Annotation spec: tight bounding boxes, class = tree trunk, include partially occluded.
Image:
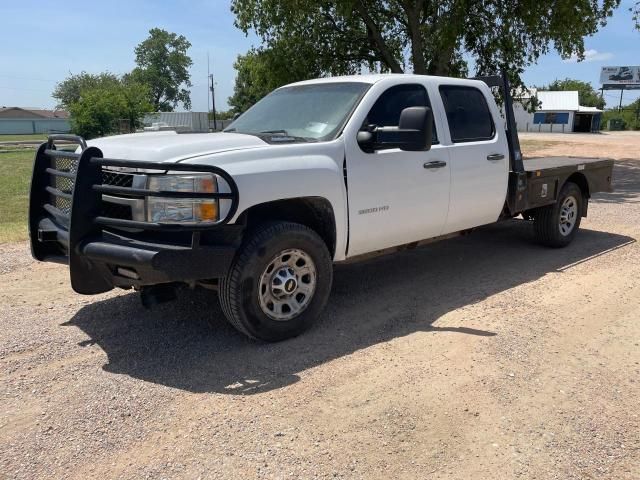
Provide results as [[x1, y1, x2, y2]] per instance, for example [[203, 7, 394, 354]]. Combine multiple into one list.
[[427, 45, 455, 76], [425, 1, 464, 77], [404, 0, 427, 74], [356, 2, 404, 73]]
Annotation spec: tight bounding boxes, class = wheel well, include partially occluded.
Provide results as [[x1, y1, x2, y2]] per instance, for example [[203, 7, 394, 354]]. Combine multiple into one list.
[[565, 173, 590, 199], [565, 172, 590, 217], [238, 197, 337, 257]]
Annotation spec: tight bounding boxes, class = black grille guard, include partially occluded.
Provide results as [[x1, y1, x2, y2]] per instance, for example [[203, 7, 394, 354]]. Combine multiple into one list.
[[29, 135, 240, 293]]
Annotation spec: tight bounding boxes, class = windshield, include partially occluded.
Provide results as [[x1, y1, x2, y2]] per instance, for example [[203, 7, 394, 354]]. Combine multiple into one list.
[[224, 82, 370, 141]]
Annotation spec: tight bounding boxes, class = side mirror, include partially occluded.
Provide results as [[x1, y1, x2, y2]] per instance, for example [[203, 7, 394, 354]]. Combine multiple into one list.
[[358, 106, 433, 152], [232, 112, 241, 121], [398, 106, 433, 151]]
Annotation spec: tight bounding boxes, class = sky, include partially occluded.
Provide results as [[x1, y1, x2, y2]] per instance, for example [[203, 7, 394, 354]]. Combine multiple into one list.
[[0, 0, 638, 112]]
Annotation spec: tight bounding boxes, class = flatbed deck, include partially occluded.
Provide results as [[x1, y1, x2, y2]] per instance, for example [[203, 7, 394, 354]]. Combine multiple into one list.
[[524, 156, 613, 171], [519, 156, 614, 213]]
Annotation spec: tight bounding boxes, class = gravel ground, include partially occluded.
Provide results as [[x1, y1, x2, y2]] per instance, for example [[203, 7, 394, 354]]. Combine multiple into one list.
[[1, 134, 639, 479]]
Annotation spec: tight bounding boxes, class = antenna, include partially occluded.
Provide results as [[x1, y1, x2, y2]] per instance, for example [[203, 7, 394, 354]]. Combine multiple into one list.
[[209, 60, 217, 131]]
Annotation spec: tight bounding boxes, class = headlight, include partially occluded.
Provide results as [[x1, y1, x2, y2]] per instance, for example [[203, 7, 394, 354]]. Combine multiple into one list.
[[146, 174, 219, 223]]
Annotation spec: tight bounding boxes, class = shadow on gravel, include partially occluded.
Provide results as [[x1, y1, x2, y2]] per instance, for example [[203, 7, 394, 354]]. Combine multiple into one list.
[[591, 159, 640, 205], [65, 220, 635, 395]]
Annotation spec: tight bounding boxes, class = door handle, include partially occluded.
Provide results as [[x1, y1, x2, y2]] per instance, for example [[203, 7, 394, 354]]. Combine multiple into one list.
[[423, 160, 447, 169], [487, 153, 505, 161]]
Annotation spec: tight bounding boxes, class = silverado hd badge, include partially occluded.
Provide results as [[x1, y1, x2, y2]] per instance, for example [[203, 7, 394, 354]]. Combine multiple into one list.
[[358, 205, 390, 215]]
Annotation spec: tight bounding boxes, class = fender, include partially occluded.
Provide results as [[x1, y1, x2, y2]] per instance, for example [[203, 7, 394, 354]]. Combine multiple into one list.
[[180, 138, 349, 261]]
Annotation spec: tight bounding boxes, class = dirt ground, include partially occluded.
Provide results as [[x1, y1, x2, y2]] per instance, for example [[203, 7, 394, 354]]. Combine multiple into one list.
[[1, 132, 639, 479]]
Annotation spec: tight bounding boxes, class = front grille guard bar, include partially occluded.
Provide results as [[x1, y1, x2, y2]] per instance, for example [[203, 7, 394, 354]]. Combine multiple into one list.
[[29, 135, 240, 275], [90, 157, 239, 231]]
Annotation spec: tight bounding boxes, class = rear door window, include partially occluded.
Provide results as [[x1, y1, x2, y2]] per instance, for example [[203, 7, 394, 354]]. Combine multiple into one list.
[[439, 86, 495, 143]]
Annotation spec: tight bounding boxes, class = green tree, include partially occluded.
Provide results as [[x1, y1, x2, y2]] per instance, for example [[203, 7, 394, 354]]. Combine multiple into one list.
[[542, 78, 606, 110], [120, 80, 155, 132], [52, 72, 120, 110], [129, 28, 193, 111], [231, 0, 620, 90], [602, 98, 640, 130], [67, 80, 153, 139], [633, 2, 639, 30], [228, 44, 324, 113]]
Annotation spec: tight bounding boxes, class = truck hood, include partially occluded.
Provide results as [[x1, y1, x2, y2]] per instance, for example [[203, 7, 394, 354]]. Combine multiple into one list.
[[87, 131, 268, 163]]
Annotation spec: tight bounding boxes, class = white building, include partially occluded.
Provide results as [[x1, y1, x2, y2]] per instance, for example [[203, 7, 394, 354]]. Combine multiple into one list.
[[513, 90, 603, 133], [142, 112, 210, 133]]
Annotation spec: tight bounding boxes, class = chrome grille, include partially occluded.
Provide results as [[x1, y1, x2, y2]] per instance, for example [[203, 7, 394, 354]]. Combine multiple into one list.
[[101, 171, 140, 221]]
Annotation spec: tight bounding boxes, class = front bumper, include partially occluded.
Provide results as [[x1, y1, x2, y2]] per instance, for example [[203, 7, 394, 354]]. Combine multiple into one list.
[[29, 135, 241, 294]]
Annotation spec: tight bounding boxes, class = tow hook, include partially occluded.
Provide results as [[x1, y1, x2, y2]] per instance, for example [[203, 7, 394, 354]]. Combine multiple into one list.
[[140, 284, 178, 309]]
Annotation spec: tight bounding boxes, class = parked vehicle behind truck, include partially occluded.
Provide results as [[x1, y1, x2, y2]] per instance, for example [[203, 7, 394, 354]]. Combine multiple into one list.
[[29, 74, 614, 341]]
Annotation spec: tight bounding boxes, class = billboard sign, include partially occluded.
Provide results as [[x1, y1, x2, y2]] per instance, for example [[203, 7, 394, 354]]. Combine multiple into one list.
[[600, 66, 640, 88]]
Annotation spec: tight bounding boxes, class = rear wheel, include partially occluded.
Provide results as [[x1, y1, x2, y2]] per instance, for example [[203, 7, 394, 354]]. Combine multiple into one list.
[[220, 221, 333, 341], [533, 182, 583, 248]]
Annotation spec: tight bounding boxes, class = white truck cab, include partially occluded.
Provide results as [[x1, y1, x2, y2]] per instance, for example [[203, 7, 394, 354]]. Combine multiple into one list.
[[29, 74, 614, 341]]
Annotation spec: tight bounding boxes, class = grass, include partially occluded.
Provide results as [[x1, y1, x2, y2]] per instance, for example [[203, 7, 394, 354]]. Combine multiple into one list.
[[0, 134, 48, 143], [0, 149, 34, 243]]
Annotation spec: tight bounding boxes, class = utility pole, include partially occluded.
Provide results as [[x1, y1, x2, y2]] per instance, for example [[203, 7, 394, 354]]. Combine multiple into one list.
[[207, 52, 211, 120], [618, 87, 624, 112], [209, 73, 217, 131]]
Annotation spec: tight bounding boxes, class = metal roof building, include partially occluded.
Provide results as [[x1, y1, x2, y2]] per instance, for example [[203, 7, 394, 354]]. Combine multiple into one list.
[[513, 90, 603, 133], [0, 107, 71, 134]]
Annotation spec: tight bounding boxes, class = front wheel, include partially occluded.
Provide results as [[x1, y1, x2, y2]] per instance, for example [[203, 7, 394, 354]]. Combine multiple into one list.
[[220, 222, 333, 341], [533, 182, 583, 248]]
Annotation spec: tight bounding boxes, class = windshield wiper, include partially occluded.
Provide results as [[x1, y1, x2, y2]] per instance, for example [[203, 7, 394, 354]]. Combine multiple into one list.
[[259, 129, 289, 135], [257, 130, 317, 142]]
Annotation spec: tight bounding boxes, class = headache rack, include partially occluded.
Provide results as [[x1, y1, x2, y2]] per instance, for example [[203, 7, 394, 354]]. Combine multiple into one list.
[[29, 135, 240, 291]]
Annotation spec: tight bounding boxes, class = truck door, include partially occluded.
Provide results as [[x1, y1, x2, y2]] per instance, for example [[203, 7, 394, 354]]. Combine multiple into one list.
[[344, 83, 451, 257], [437, 85, 509, 233]]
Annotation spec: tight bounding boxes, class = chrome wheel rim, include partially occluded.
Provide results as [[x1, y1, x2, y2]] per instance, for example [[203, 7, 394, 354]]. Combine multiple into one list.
[[559, 195, 578, 236], [258, 248, 317, 321]]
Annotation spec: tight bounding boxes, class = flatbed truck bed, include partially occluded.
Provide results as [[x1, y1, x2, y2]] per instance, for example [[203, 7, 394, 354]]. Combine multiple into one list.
[[520, 156, 614, 213]]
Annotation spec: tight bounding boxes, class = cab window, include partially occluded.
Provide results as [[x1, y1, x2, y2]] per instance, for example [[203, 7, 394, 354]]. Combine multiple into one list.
[[362, 84, 438, 145]]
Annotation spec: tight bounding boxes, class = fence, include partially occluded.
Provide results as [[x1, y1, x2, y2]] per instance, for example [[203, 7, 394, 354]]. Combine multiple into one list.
[[0, 118, 71, 135], [143, 112, 210, 133], [210, 119, 233, 131]]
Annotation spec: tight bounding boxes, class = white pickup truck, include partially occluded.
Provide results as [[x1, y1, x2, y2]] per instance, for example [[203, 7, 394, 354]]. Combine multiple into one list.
[[29, 74, 614, 341]]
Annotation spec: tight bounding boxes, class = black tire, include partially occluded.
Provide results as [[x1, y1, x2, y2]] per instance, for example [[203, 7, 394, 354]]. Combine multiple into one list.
[[220, 221, 333, 342], [533, 182, 583, 248]]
